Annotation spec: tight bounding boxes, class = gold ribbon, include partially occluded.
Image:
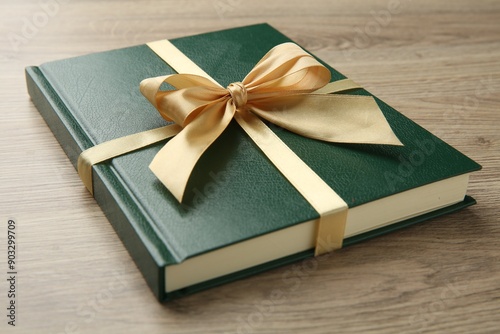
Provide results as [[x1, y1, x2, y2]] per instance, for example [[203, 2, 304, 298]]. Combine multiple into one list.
[[78, 41, 402, 256]]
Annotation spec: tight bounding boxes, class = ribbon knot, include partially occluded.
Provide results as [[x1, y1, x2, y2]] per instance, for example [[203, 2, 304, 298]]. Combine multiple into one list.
[[227, 82, 247, 110]]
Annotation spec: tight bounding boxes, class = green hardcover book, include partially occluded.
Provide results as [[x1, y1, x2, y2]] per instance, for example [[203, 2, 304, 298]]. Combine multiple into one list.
[[25, 23, 481, 301]]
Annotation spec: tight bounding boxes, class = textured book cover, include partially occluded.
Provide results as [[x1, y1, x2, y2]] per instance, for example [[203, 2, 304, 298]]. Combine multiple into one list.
[[26, 23, 480, 301]]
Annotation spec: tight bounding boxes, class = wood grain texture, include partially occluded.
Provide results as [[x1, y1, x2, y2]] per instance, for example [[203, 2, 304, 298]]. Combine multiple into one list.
[[1, 0, 499, 333]]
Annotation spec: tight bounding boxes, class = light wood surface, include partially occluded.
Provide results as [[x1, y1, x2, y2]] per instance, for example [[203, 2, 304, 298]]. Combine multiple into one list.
[[1, 0, 499, 333]]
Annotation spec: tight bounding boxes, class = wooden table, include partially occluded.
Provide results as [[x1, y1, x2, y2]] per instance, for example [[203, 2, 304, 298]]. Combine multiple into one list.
[[1, 0, 499, 333]]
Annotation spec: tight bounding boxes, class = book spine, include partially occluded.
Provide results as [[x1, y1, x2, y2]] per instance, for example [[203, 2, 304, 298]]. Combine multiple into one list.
[[25, 67, 167, 301]]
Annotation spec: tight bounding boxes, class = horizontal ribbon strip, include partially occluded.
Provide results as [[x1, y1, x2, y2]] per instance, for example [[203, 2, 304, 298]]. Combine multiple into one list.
[[77, 124, 181, 195]]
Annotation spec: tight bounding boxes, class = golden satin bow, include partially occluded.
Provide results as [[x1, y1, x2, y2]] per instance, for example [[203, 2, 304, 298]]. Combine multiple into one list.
[[140, 42, 402, 203]]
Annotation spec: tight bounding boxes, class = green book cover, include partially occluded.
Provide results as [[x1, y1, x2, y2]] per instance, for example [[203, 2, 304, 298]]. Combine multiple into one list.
[[25, 23, 481, 301]]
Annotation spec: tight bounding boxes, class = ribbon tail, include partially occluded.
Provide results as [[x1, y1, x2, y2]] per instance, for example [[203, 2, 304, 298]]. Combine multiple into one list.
[[149, 101, 235, 202], [250, 94, 403, 146]]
